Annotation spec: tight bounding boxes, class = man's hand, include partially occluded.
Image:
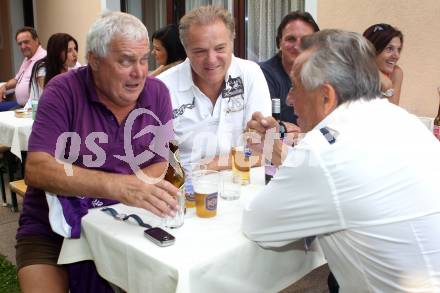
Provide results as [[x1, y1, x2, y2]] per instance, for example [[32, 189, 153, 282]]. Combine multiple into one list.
[[115, 175, 179, 218], [25, 152, 179, 218], [282, 121, 302, 147], [0, 84, 6, 101], [246, 112, 278, 150], [246, 112, 284, 166]]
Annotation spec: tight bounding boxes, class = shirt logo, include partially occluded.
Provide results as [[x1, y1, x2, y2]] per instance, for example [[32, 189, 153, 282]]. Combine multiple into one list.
[[319, 127, 337, 144], [173, 97, 196, 119], [222, 75, 244, 113]]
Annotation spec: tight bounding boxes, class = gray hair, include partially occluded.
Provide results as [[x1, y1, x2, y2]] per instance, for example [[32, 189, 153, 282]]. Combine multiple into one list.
[[179, 5, 235, 48], [299, 29, 380, 104], [86, 11, 149, 58]]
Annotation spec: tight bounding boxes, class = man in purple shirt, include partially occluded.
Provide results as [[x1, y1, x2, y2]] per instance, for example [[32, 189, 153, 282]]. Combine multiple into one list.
[[0, 27, 47, 111], [16, 12, 179, 292]]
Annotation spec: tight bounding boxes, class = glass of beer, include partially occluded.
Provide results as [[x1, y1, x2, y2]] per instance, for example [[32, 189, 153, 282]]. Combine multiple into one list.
[[231, 146, 250, 185], [192, 170, 219, 218]]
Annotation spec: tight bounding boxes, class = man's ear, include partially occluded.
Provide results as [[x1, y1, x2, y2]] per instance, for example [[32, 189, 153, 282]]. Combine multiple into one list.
[[321, 84, 338, 115], [88, 52, 99, 71]]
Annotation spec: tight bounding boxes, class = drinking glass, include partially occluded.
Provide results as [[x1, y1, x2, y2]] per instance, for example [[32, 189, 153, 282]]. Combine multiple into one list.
[[163, 185, 185, 228], [220, 171, 241, 200], [192, 170, 219, 218], [231, 145, 251, 185]]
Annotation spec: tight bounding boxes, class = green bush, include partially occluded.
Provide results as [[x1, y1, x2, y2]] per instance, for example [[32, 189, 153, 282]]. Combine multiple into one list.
[[0, 255, 20, 293]]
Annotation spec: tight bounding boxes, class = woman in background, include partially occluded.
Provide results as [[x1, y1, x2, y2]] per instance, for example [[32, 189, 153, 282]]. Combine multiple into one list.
[[28, 33, 79, 101], [363, 23, 403, 105], [150, 24, 186, 76]]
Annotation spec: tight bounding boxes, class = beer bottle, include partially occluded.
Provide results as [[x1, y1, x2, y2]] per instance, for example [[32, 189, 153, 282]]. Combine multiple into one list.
[[265, 98, 286, 184], [434, 87, 440, 140], [165, 141, 185, 188]]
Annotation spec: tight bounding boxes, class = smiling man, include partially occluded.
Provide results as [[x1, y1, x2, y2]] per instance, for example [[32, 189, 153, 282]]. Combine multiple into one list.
[[16, 12, 179, 292], [158, 5, 271, 170], [243, 30, 440, 292], [0, 27, 46, 111], [259, 11, 319, 125]]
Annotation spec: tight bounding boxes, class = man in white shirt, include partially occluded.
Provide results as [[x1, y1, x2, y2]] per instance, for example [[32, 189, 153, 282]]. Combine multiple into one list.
[[0, 27, 47, 111], [243, 29, 440, 292], [158, 6, 271, 170]]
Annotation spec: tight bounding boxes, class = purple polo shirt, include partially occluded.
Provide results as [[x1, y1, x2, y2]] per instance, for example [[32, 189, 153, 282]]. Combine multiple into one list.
[[17, 66, 173, 240]]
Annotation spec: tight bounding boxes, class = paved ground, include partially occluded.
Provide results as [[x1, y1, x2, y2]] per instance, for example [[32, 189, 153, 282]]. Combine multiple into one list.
[[0, 182, 329, 292]]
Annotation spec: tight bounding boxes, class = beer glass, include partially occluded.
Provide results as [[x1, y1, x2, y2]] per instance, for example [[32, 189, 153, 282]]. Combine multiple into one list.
[[192, 170, 219, 218], [182, 162, 207, 209], [231, 146, 250, 185]]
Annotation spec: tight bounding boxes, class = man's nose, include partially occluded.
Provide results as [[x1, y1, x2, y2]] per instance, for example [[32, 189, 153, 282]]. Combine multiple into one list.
[[207, 50, 217, 63]]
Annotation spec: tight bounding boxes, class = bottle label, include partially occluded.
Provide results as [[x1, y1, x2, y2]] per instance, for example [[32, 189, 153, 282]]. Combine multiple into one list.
[[265, 164, 276, 177], [205, 192, 218, 211], [184, 179, 195, 203], [434, 125, 440, 140]]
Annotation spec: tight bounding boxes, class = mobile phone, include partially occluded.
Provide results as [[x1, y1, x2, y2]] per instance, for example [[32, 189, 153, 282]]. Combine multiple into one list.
[[144, 227, 175, 247]]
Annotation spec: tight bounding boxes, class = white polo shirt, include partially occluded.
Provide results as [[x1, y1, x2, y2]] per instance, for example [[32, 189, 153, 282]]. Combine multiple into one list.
[[243, 98, 440, 292], [158, 56, 271, 166]]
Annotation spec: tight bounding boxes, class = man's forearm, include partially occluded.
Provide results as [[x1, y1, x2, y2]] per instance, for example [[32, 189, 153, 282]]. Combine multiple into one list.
[[25, 151, 167, 200], [25, 151, 124, 200], [3, 78, 17, 90]]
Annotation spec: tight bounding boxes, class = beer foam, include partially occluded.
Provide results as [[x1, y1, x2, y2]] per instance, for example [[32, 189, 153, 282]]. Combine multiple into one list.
[[193, 177, 218, 194]]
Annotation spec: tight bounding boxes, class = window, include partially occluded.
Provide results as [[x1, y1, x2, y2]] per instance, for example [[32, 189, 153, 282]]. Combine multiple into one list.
[[245, 0, 305, 61], [124, 0, 311, 67]]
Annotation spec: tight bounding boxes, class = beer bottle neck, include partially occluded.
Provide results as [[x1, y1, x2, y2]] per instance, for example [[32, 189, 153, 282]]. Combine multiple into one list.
[[272, 112, 281, 121]]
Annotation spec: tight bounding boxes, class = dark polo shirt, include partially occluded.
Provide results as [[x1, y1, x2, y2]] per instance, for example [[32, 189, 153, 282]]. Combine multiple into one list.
[[259, 54, 297, 124]]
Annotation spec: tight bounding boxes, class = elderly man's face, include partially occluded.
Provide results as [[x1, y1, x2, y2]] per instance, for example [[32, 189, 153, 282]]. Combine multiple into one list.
[[185, 20, 233, 89], [287, 50, 327, 132], [90, 36, 149, 107], [16, 32, 39, 59], [279, 20, 314, 68]]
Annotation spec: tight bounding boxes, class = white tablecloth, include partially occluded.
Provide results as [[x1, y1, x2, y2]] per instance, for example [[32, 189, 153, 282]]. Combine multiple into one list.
[[0, 110, 33, 160], [59, 168, 326, 293]]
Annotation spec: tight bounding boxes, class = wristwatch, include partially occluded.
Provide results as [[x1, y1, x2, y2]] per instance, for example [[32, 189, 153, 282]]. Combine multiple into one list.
[[101, 207, 152, 229]]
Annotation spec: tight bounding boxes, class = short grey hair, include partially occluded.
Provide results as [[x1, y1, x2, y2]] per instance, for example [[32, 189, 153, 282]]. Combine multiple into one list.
[[179, 5, 235, 48], [86, 11, 149, 58], [299, 29, 380, 104]]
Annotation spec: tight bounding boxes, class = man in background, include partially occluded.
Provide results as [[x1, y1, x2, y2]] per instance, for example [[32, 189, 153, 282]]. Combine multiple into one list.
[[0, 27, 46, 111], [259, 11, 319, 126]]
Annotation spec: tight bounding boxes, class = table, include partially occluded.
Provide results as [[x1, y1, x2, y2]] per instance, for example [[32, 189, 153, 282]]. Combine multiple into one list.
[[0, 110, 33, 160], [58, 168, 326, 293]]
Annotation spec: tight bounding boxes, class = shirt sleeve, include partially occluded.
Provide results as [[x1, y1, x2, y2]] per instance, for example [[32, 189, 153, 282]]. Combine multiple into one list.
[[242, 143, 344, 248]]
